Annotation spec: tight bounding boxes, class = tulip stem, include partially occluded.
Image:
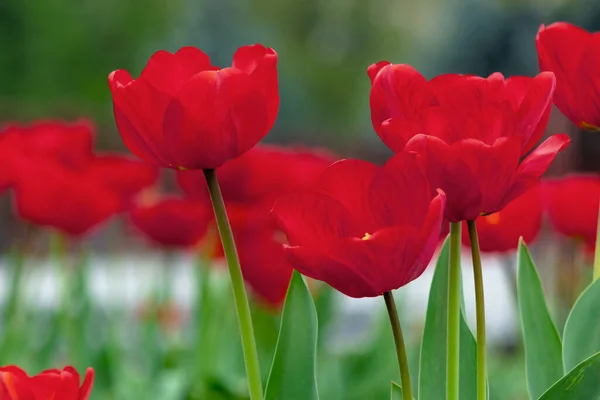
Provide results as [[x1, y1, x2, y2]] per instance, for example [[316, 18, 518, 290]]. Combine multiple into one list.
[[447, 222, 461, 400], [593, 202, 600, 282], [467, 220, 487, 400], [383, 291, 413, 400], [203, 168, 263, 400]]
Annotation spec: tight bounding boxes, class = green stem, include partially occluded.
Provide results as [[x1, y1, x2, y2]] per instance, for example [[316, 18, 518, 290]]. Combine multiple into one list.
[[383, 291, 413, 400], [447, 222, 461, 400], [467, 220, 487, 400], [203, 169, 263, 400], [593, 202, 600, 281]]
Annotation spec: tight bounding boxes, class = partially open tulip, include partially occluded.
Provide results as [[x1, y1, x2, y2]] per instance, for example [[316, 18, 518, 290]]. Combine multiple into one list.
[[108, 45, 279, 170], [544, 174, 600, 248], [272, 155, 446, 298], [0, 365, 94, 400], [130, 197, 211, 248], [537, 23, 600, 130], [368, 64, 569, 222], [461, 184, 543, 252]]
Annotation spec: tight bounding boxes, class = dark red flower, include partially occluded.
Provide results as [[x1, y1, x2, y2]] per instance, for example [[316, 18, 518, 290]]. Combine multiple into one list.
[[544, 174, 600, 247], [12, 158, 122, 237], [108, 45, 279, 170], [461, 184, 543, 252], [271, 155, 446, 298], [537, 23, 600, 130], [130, 197, 211, 248], [0, 365, 94, 400], [368, 63, 569, 222]]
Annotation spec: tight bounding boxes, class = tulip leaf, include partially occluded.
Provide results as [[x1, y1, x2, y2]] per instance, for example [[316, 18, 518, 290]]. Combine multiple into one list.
[[517, 240, 563, 399], [538, 352, 600, 400], [265, 270, 319, 400], [418, 238, 477, 400], [391, 381, 403, 400], [563, 277, 600, 372]]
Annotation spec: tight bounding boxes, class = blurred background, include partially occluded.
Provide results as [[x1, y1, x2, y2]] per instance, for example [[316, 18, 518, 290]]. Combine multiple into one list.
[[1, 0, 600, 399]]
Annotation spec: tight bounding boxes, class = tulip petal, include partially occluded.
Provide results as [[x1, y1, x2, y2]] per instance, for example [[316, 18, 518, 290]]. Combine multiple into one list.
[[79, 368, 95, 400], [367, 61, 391, 83]]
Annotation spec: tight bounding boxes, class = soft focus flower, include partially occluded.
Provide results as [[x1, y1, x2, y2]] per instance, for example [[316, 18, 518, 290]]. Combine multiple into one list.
[[0, 365, 94, 400], [12, 158, 123, 237], [461, 185, 543, 252], [178, 144, 335, 306], [108, 45, 279, 170], [368, 63, 569, 222], [544, 174, 600, 248], [130, 197, 211, 248], [537, 23, 600, 130], [272, 156, 446, 298]]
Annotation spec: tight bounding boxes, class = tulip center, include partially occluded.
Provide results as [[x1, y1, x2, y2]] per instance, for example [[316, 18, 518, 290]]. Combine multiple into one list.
[[484, 213, 500, 225], [362, 232, 372, 240], [580, 121, 600, 131]]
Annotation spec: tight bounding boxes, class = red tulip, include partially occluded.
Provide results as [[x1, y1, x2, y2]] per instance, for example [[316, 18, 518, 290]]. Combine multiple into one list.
[[369, 63, 569, 222], [178, 145, 335, 306], [12, 158, 122, 237], [108, 45, 279, 170], [537, 23, 600, 130], [544, 174, 600, 247], [130, 197, 211, 248], [272, 155, 446, 298], [461, 185, 543, 252], [0, 365, 94, 400]]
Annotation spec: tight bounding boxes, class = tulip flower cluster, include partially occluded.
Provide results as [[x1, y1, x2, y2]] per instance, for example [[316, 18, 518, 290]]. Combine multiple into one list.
[[2, 21, 600, 400]]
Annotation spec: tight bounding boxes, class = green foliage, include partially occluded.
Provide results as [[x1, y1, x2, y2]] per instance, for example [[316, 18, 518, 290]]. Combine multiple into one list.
[[538, 352, 600, 400]]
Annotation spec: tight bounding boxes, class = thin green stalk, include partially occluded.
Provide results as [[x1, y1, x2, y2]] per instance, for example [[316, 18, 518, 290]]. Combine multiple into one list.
[[467, 220, 487, 400], [447, 222, 461, 400], [383, 291, 413, 400], [203, 168, 263, 400], [593, 202, 600, 281]]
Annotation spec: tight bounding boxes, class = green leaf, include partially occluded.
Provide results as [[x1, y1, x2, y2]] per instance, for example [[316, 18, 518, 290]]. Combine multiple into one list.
[[538, 352, 600, 400], [391, 381, 403, 400], [563, 278, 600, 372], [517, 240, 563, 399], [265, 271, 319, 400], [418, 238, 477, 400]]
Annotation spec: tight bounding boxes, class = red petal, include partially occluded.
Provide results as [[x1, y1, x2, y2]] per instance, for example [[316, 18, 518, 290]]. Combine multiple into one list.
[[367, 61, 391, 83], [163, 68, 269, 169], [502, 134, 570, 208], [575, 33, 600, 127], [79, 368, 94, 400], [369, 64, 435, 138]]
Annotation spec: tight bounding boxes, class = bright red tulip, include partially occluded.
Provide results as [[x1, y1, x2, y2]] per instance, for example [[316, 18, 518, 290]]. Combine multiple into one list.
[[461, 184, 543, 252], [272, 155, 446, 298], [178, 144, 335, 306], [537, 23, 600, 130], [368, 63, 569, 222], [130, 197, 211, 248], [544, 174, 600, 247], [0, 365, 94, 400], [109, 45, 279, 170], [12, 158, 122, 237]]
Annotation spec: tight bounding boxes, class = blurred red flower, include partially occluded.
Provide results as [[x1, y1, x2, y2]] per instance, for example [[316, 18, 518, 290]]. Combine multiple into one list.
[[368, 63, 569, 222], [108, 45, 279, 170], [461, 185, 543, 252], [0, 365, 94, 400], [544, 174, 600, 247], [272, 156, 446, 298], [537, 23, 600, 130], [130, 197, 211, 248], [177, 145, 335, 306]]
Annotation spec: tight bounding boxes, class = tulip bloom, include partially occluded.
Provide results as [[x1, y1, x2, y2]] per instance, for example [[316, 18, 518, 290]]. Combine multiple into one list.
[[177, 145, 335, 306], [272, 156, 445, 298], [461, 185, 543, 253], [368, 63, 569, 222], [0, 365, 94, 399], [130, 197, 211, 248], [544, 174, 600, 248], [109, 45, 279, 170], [537, 23, 600, 130]]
